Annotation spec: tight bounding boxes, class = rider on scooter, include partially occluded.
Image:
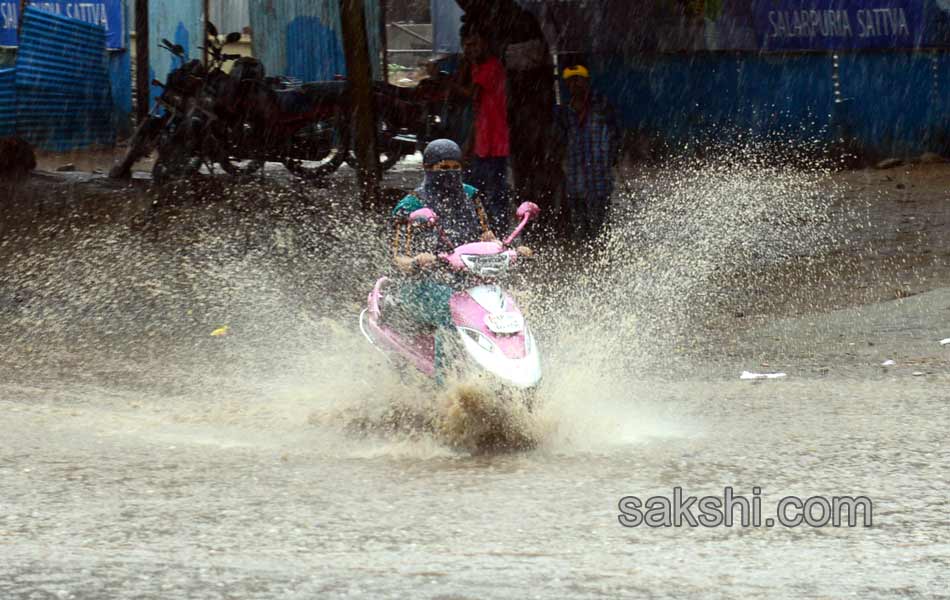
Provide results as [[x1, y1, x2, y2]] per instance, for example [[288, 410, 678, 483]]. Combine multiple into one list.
[[391, 139, 531, 381]]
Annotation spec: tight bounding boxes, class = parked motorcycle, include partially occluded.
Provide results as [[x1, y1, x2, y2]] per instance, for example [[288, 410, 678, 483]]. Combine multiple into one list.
[[112, 23, 458, 183], [215, 73, 451, 179], [359, 202, 542, 402], [345, 75, 458, 173], [111, 24, 350, 183], [203, 73, 351, 181], [108, 37, 212, 179]]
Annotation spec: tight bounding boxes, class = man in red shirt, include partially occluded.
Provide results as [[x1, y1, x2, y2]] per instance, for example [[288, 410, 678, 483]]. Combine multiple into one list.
[[457, 29, 511, 234], [456, 0, 561, 238]]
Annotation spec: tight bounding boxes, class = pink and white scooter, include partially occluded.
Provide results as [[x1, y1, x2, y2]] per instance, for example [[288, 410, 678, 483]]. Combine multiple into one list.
[[359, 202, 542, 395]]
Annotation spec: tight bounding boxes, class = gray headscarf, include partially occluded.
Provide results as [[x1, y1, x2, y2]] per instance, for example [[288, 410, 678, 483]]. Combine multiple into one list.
[[415, 139, 482, 247]]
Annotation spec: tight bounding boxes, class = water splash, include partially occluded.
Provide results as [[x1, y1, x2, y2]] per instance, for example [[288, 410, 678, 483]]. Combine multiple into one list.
[[0, 145, 853, 456]]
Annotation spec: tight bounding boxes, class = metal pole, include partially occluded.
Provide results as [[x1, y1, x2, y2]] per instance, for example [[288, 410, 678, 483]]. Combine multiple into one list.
[[380, 0, 388, 84], [203, 0, 209, 65], [340, 0, 380, 209], [17, 0, 26, 35], [135, 0, 149, 124]]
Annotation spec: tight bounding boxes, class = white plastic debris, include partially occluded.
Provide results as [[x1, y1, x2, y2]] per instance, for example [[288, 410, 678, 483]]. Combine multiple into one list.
[[913, 371, 925, 377], [940, 338, 950, 346], [740, 371, 787, 380], [881, 360, 897, 367]]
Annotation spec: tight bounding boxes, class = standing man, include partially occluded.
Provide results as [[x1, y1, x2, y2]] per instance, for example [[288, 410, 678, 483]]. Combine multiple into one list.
[[455, 0, 562, 237], [448, 29, 511, 234], [557, 65, 620, 242]]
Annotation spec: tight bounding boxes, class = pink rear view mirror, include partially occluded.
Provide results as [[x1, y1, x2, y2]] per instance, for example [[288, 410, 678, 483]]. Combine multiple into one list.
[[515, 202, 540, 220]]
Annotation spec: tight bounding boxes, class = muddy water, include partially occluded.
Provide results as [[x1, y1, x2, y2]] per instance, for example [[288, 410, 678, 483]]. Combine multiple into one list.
[[1, 162, 948, 598]]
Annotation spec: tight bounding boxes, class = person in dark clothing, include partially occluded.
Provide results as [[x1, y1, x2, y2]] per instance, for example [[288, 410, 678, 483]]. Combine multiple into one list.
[[441, 28, 511, 235], [460, 29, 511, 235], [556, 65, 621, 241], [455, 0, 563, 237], [393, 139, 493, 264], [390, 139, 530, 382], [390, 139, 493, 382]]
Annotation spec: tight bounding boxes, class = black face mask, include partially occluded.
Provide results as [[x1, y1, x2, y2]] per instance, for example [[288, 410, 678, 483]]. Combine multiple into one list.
[[419, 168, 478, 245], [424, 170, 463, 202]]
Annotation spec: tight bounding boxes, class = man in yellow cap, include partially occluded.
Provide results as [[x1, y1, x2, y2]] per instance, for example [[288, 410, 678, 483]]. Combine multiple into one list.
[[557, 64, 620, 242]]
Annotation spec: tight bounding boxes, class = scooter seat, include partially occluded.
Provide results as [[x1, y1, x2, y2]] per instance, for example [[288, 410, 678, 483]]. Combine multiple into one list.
[[380, 296, 435, 337]]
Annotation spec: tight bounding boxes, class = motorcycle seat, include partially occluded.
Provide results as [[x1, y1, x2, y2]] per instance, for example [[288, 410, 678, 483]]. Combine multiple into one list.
[[275, 89, 314, 114], [300, 81, 349, 102]]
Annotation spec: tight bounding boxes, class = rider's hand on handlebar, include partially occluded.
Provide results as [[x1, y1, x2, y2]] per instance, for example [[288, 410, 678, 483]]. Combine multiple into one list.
[[394, 256, 415, 273], [516, 246, 534, 258], [413, 253, 438, 269], [395, 253, 437, 272]]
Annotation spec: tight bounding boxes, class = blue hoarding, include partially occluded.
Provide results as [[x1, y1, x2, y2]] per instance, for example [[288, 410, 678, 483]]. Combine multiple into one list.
[[754, 1, 926, 50], [491, 0, 950, 55], [0, 1, 124, 49]]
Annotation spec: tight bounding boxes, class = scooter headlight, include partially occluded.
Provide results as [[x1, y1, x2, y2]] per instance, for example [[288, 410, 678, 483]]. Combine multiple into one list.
[[461, 328, 496, 353], [460, 253, 510, 277]]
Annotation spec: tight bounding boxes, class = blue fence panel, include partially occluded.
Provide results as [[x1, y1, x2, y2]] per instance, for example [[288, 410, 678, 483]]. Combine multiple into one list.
[[149, 0, 203, 103], [110, 49, 132, 136], [0, 67, 14, 137], [109, 0, 132, 138], [16, 11, 112, 94], [594, 54, 825, 146], [927, 52, 950, 152], [0, 0, 125, 49], [592, 49, 950, 157], [249, 0, 382, 83], [14, 7, 114, 150], [581, 0, 950, 54], [734, 54, 835, 140], [836, 51, 950, 155]]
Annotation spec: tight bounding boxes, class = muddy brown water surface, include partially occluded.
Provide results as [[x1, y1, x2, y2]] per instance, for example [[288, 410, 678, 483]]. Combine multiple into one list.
[[1, 160, 948, 599]]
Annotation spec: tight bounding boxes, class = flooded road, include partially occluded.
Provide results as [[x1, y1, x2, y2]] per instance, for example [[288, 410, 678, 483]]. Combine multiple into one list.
[[1, 159, 948, 598], [2, 375, 947, 598]]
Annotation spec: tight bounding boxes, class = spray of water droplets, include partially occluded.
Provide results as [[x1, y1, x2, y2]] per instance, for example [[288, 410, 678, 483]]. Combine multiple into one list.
[[0, 146, 858, 455]]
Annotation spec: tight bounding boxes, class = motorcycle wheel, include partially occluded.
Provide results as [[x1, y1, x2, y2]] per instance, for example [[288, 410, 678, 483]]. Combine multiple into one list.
[[282, 117, 350, 181], [152, 140, 202, 185], [344, 118, 404, 172], [110, 144, 148, 179], [109, 115, 167, 179], [206, 123, 265, 178], [217, 154, 265, 177]]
